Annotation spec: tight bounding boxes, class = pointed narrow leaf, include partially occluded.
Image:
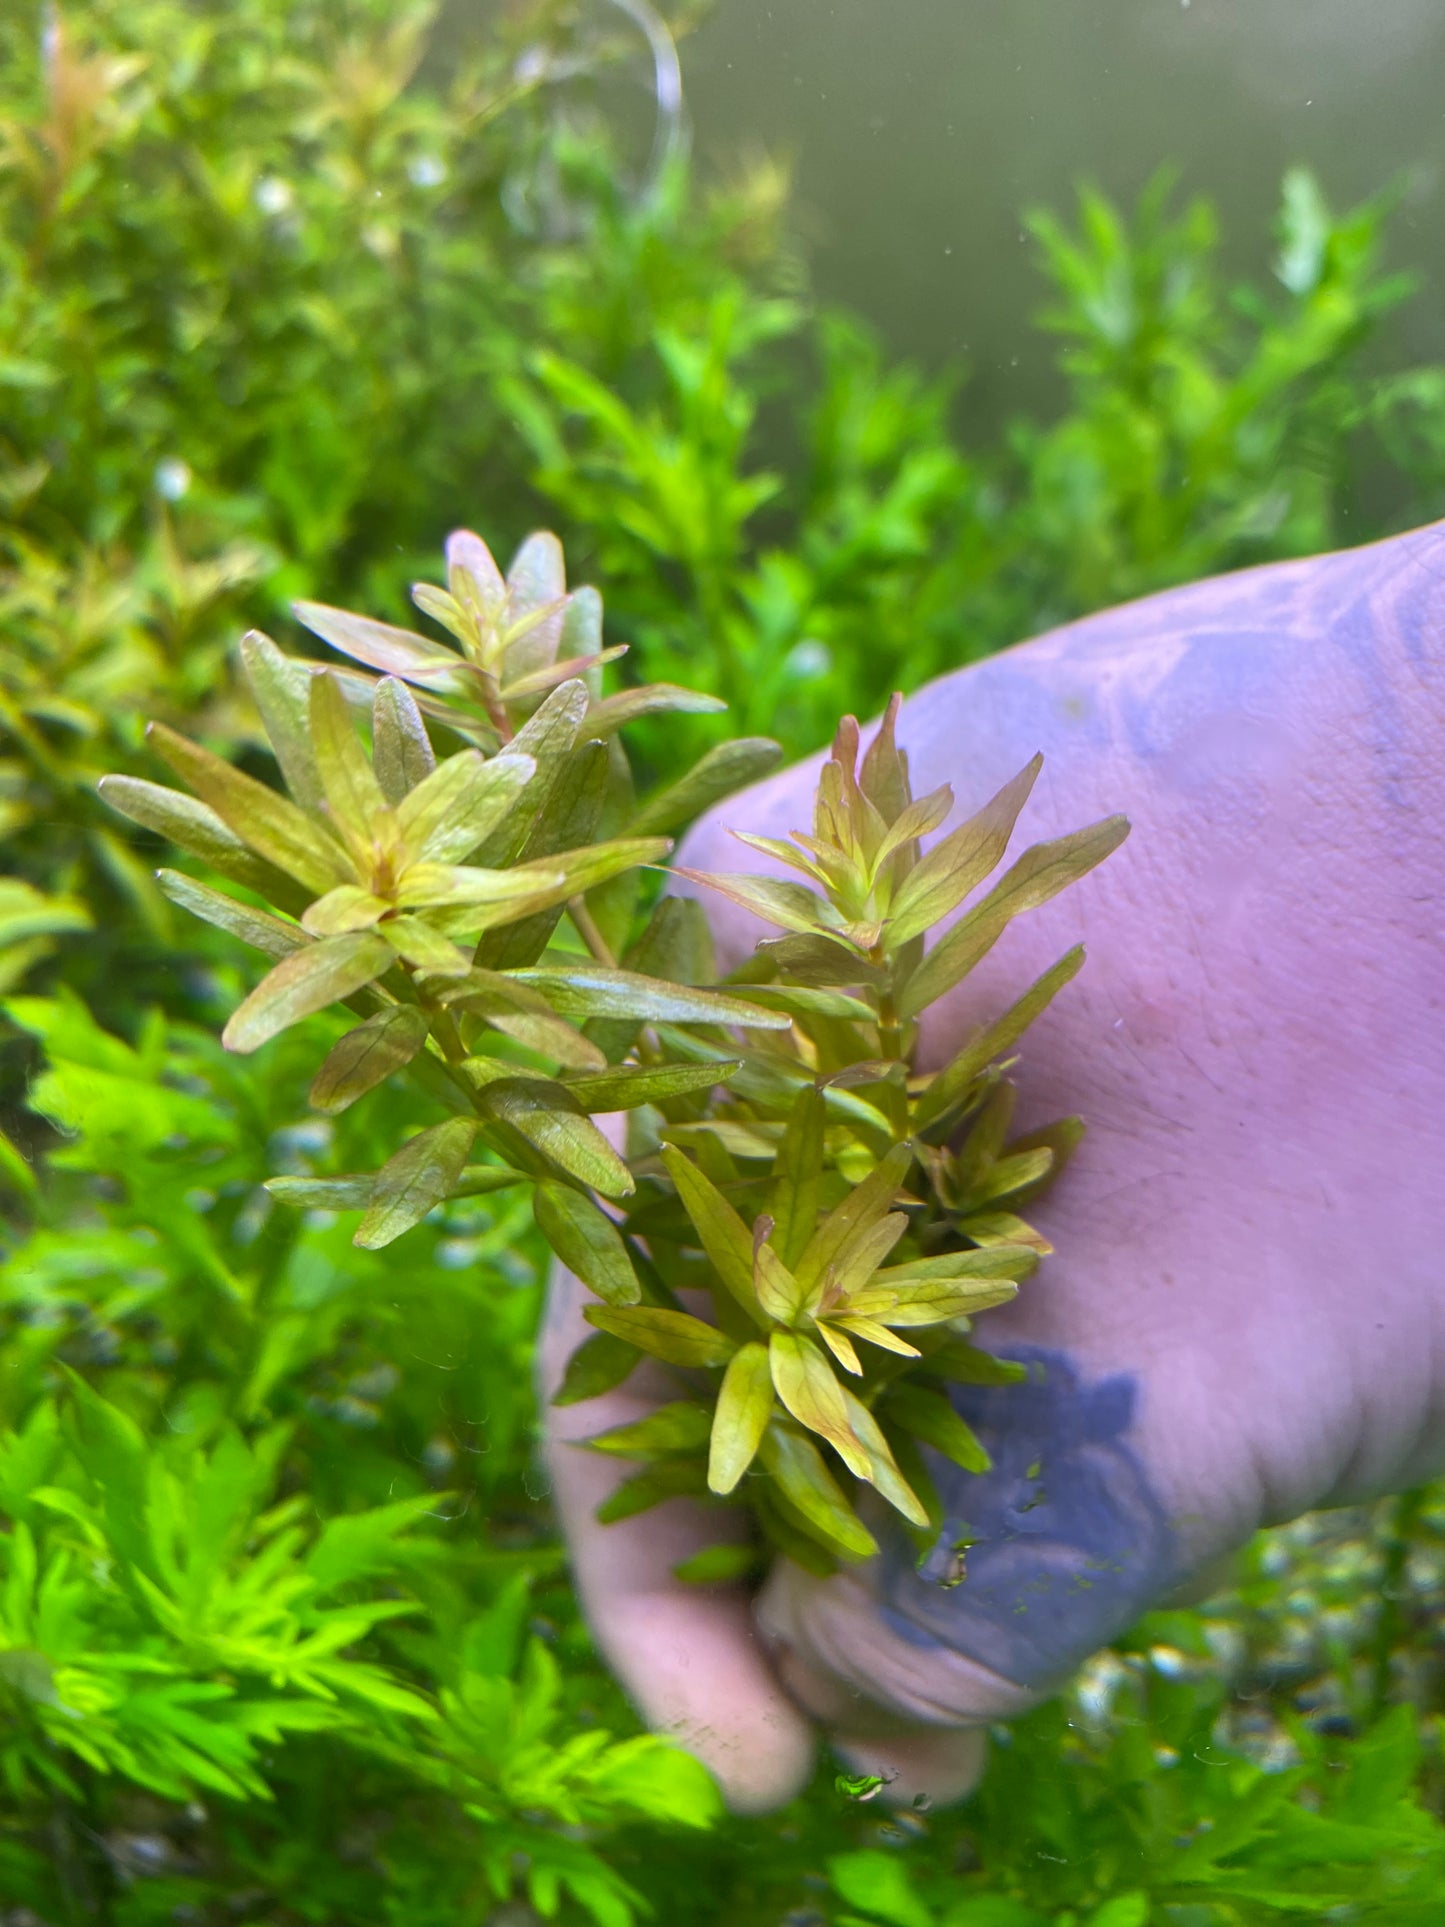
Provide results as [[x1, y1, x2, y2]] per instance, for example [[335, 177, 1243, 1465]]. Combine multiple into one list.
[[755, 931, 883, 986], [486, 1008, 606, 1070], [534, 1184, 640, 1306], [887, 755, 1043, 946], [595, 1459, 711, 1523], [923, 1343, 1029, 1387], [877, 1247, 1038, 1284], [708, 1343, 774, 1494], [294, 600, 466, 690], [98, 778, 293, 900], [758, 1426, 877, 1562], [395, 750, 535, 865], [583, 1305, 737, 1368], [872, 783, 954, 874], [501, 645, 628, 701], [394, 862, 565, 911], [563, 1061, 739, 1112], [510, 678, 590, 767], [673, 869, 833, 938], [551, 1331, 640, 1406], [858, 693, 909, 825], [830, 1315, 921, 1359], [511, 964, 789, 1029], [241, 632, 322, 811], [372, 677, 436, 804], [754, 1242, 804, 1322], [659, 1146, 761, 1319], [958, 1211, 1053, 1253], [874, 1279, 1018, 1324], [769, 1331, 870, 1477], [310, 1007, 429, 1114], [771, 1086, 824, 1269], [267, 1174, 376, 1210], [902, 815, 1130, 1019], [631, 739, 784, 838], [586, 684, 726, 736], [223, 932, 394, 1052], [581, 1402, 712, 1459], [738, 984, 876, 1023], [915, 946, 1086, 1129], [794, 1143, 912, 1297], [829, 1212, 908, 1299], [479, 1081, 633, 1196], [380, 916, 470, 976], [156, 871, 302, 959], [963, 1147, 1055, 1206], [883, 1385, 991, 1473], [815, 1322, 863, 1375], [310, 669, 387, 834], [838, 1387, 931, 1526], [302, 885, 388, 936], [147, 723, 348, 895], [354, 1118, 478, 1248]]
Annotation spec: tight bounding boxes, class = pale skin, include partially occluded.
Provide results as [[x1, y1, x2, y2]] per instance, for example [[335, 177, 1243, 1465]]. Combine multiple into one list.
[[539, 521, 1445, 1814]]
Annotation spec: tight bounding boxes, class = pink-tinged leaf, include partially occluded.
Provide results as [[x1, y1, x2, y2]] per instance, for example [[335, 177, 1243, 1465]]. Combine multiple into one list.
[[708, 1343, 774, 1494], [500, 645, 628, 702], [673, 869, 836, 938], [222, 932, 394, 1053], [156, 871, 302, 960], [871, 782, 954, 876], [240, 631, 323, 811], [380, 915, 470, 976], [478, 1081, 633, 1197], [511, 964, 790, 1030], [887, 755, 1043, 947], [372, 677, 436, 804], [302, 885, 389, 937], [534, 1183, 640, 1306], [293, 600, 468, 690], [395, 750, 535, 865], [99, 776, 294, 901], [586, 684, 726, 737], [309, 1007, 429, 1114]]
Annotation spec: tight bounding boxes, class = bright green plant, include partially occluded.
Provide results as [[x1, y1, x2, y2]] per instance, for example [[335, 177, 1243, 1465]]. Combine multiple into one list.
[[101, 523, 1124, 1570]]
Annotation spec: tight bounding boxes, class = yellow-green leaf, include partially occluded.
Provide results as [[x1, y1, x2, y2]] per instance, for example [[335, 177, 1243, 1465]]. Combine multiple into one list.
[[769, 1331, 870, 1478], [309, 669, 388, 843], [551, 1330, 640, 1406], [630, 738, 784, 838], [883, 1385, 991, 1473], [583, 1305, 737, 1369], [309, 1007, 429, 1114], [757, 1426, 877, 1562], [581, 1402, 712, 1459], [770, 1085, 824, 1269], [395, 750, 535, 865], [294, 599, 467, 690], [222, 932, 394, 1052], [659, 1146, 761, 1320], [887, 754, 1043, 946], [563, 1061, 740, 1112], [914, 946, 1086, 1129], [241, 631, 323, 812], [156, 871, 302, 960], [794, 1143, 912, 1299], [266, 1174, 375, 1210], [754, 1242, 803, 1323], [380, 915, 470, 976], [354, 1118, 478, 1249], [511, 964, 789, 1030], [586, 684, 726, 736], [708, 1343, 774, 1494], [901, 814, 1129, 1020], [479, 1080, 633, 1196], [98, 778, 294, 902], [147, 722, 349, 896], [673, 869, 835, 938], [838, 1387, 931, 1527], [534, 1183, 641, 1306], [302, 885, 389, 937]]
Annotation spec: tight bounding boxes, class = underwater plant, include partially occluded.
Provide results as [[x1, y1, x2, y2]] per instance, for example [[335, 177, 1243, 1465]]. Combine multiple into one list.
[[101, 524, 1126, 1568]]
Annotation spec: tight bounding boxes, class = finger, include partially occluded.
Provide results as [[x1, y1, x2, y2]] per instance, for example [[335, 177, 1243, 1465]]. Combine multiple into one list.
[[539, 1263, 816, 1813]]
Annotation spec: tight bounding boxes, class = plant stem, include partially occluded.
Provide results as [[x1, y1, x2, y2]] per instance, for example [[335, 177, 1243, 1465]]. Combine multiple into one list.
[[570, 894, 617, 967]]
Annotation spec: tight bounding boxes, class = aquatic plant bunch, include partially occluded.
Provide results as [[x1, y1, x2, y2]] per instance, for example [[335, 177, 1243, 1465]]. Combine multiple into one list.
[[101, 526, 1126, 1574]]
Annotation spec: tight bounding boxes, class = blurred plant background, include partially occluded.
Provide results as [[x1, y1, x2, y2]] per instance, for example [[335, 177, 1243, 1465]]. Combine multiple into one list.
[[3, 0, 1445, 1920]]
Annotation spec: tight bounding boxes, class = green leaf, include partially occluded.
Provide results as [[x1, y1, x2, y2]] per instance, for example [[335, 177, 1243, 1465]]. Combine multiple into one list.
[[583, 1305, 737, 1369], [294, 599, 467, 690], [674, 868, 834, 937], [586, 684, 726, 736], [794, 1143, 912, 1298], [473, 740, 608, 967], [510, 678, 591, 769], [309, 1006, 429, 1114], [872, 1279, 1018, 1325], [147, 722, 349, 896], [99, 776, 294, 900], [354, 1118, 478, 1249], [266, 1174, 376, 1210], [673, 1544, 758, 1585], [770, 1086, 825, 1268], [753, 1242, 804, 1322], [922, 1343, 1029, 1387], [736, 984, 877, 1022], [595, 1459, 711, 1523], [157, 871, 303, 959], [371, 677, 436, 804], [887, 754, 1043, 946], [877, 1247, 1037, 1284], [510, 964, 790, 1029], [60, 1370, 154, 1579], [770, 1331, 870, 1477], [380, 914, 472, 976], [580, 1402, 712, 1458], [882, 1385, 991, 1473], [395, 750, 535, 865], [478, 1079, 634, 1196], [708, 1342, 774, 1494], [310, 668, 387, 837], [756, 931, 886, 986], [485, 1006, 606, 1070], [534, 1183, 641, 1306], [394, 861, 566, 913], [901, 815, 1130, 1019], [659, 1145, 762, 1320], [563, 1061, 740, 1112], [914, 946, 1086, 1129], [551, 1331, 641, 1406], [837, 1389, 930, 1527], [222, 932, 394, 1052], [302, 885, 389, 936], [758, 1426, 877, 1562], [241, 631, 323, 811], [828, 1850, 934, 1927], [630, 738, 783, 837]]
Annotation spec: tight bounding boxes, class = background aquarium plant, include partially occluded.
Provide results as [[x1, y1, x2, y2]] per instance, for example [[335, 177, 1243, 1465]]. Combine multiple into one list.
[[2, 0, 1445, 1921]]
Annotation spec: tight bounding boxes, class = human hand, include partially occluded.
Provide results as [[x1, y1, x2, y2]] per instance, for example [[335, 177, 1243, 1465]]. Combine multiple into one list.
[[540, 522, 1445, 1812]]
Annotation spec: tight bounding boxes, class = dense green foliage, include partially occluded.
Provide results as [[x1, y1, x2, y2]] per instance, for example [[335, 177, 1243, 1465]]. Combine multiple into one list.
[[3, 1, 1444, 1921]]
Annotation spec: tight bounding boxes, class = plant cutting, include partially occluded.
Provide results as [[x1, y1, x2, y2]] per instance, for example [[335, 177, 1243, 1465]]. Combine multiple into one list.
[[101, 524, 1127, 1575]]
